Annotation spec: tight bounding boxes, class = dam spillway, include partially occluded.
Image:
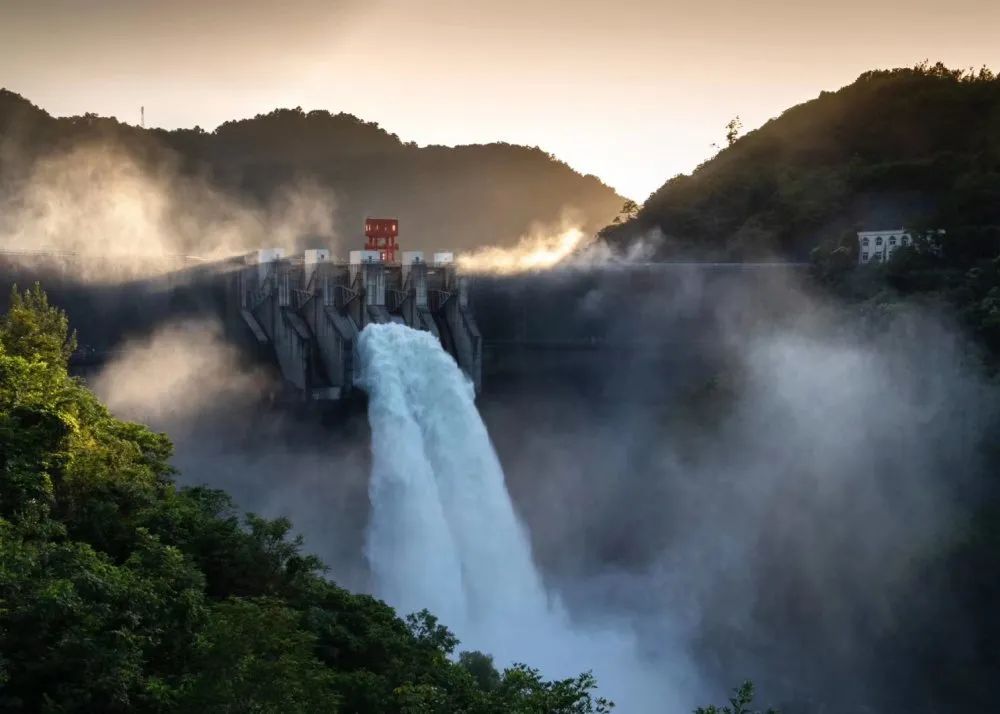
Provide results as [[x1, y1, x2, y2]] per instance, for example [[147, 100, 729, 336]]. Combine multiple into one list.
[[228, 249, 481, 401]]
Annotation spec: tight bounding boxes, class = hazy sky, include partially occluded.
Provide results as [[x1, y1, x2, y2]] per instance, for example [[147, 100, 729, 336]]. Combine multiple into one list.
[[2, 0, 997, 199]]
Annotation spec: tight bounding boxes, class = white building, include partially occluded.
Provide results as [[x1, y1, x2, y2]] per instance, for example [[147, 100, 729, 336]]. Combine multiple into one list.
[[857, 229, 913, 264], [857, 228, 946, 264]]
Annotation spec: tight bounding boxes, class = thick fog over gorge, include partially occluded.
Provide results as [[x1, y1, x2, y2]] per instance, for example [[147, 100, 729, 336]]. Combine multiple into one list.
[[71, 256, 995, 713]]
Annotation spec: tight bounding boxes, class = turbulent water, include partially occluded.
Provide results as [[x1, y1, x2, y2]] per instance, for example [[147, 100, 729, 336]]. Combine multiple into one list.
[[357, 323, 676, 709], [358, 324, 549, 634]]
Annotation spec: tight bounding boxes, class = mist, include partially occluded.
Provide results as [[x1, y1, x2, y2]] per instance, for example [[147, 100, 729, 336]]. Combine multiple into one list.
[[483, 266, 993, 711], [0, 139, 337, 280], [83, 257, 996, 712], [457, 222, 587, 274], [456, 222, 662, 275], [89, 318, 374, 591]]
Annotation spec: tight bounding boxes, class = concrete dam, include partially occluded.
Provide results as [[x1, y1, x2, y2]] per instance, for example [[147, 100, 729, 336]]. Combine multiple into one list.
[[0, 246, 807, 403], [230, 248, 481, 401]]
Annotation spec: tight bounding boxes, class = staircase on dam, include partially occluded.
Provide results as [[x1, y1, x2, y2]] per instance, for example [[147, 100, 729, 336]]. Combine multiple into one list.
[[231, 249, 482, 401]]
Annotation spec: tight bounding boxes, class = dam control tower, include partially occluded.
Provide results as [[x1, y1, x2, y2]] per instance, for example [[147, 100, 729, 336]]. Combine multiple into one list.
[[230, 219, 481, 402], [364, 218, 400, 263]]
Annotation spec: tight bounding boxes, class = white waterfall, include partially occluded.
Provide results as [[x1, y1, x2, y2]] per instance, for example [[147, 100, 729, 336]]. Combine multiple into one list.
[[358, 322, 670, 710]]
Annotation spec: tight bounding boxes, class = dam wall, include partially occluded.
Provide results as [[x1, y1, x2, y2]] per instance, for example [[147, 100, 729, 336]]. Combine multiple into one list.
[[469, 263, 808, 394], [228, 251, 481, 401], [0, 251, 806, 402]]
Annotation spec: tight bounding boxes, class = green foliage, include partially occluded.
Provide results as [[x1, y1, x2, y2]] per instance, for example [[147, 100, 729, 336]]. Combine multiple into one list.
[[175, 598, 340, 713], [808, 230, 857, 283], [1, 283, 76, 365], [490, 665, 614, 713], [0, 285, 614, 712], [695, 681, 776, 714], [407, 608, 460, 656], [458, 651, 501, 692]]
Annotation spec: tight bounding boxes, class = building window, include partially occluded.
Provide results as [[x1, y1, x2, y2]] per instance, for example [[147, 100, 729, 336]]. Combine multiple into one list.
[[876, 237, 883, 246], [862, 237, 869, 246], [862, 252, 869, 261], [889, 237, 897, 246]]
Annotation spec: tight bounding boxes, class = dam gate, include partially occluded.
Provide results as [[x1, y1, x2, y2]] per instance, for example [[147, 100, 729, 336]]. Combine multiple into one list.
[[231, 249, 482, 401]]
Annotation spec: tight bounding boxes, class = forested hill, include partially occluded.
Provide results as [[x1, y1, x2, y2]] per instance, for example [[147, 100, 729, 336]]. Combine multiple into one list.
[[601, 62, 1000, 260], [0, 90, 622, 253], [0, 284, 619, 713]]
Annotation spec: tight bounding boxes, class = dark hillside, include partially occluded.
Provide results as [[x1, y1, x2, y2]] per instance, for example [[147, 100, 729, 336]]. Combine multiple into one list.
[[0, 91, 622, 253], [602, 62, 1000, 259], [0, 284, 618, 713]]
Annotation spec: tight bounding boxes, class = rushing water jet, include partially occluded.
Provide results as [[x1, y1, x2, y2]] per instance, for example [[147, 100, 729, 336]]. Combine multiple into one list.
[[358, 322, 547, 631], [357, 322, 675, 711]]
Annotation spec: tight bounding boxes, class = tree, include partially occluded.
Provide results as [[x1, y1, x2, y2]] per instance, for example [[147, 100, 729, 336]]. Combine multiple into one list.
[[725, 116, 743, 147], [492, 665, 614, 713], [0, 283, 76, 365], [458, 650, 501, 692], [176, 598, 340, 713], [611, 199, 640, 224], [695, 681, 777, 714], [406, 608, 459, 655]]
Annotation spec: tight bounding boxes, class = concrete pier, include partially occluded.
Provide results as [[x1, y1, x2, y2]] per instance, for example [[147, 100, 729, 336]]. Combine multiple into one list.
[[232, 250, 482, 401]]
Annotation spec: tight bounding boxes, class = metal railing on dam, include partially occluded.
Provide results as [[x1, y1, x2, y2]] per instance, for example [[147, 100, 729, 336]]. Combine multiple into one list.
[[0, 248, 212, 265]]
